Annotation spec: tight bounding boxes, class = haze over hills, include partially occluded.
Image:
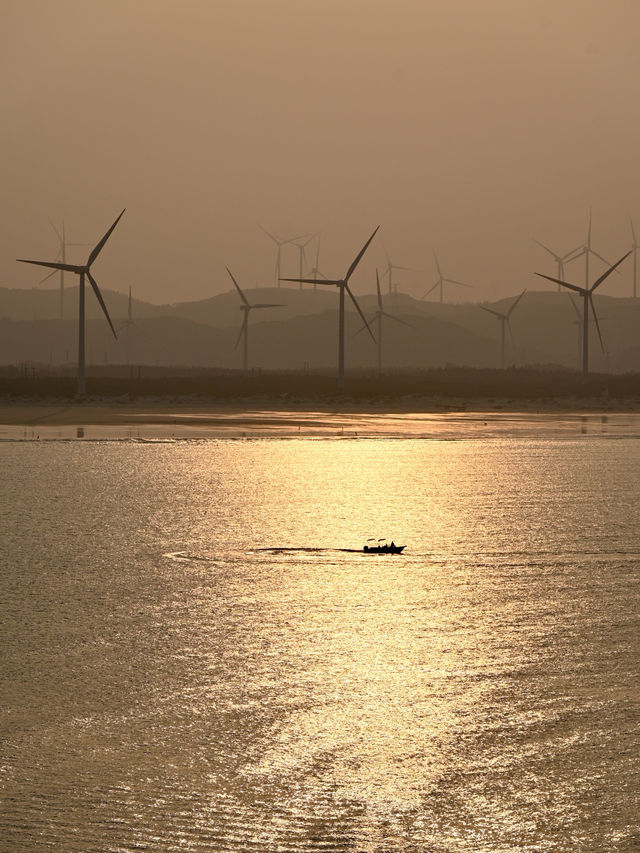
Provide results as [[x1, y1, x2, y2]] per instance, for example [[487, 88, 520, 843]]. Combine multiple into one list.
[[2, 285, 639, 373]]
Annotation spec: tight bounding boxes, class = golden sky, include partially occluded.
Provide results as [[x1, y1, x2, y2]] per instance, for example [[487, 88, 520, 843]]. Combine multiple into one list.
[[2, 0, 640, 303]]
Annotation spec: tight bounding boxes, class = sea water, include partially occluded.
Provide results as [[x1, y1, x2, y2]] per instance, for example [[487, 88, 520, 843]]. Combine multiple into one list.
[[1, 421, 639, 851]]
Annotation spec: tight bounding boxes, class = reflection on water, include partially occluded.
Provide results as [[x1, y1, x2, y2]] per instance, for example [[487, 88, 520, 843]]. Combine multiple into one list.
[[1, 428, 639, 851], [2, 409, 640, 441]]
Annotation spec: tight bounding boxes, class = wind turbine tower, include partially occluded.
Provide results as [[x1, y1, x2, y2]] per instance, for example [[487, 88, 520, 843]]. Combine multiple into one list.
[[118, 286, 138, 366], [227, 268, 285, 371], [480, 290, 527, 369], [280, 227, 379, 388], [536, 251, 630, 379], [18, 210, 125, 396], [358, 269, 414, 374]]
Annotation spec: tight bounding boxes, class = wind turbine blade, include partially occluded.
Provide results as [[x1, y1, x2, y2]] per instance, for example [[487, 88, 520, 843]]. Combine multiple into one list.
[[561, 244, 585, 264], [48, 219, 63, 244], [87, 271, 117, 339], [506, 317, 516, 345], [252, 303, 286, 309], [533, 238, 560, 260], [235, 315, 247, 349], [382, 312, 415, 329], [433, 252, 442, 278], [17, 259, 80, 273], [345, 284, 375, 342], [590, 251, 632, 292], [479, 305, 504, 319], [353, 317, 376, 338], [588, 293, 605, 353], [280, 277, 340, 285], [565, 246, 586, 264], [87, 209, 125, 266], [587, 209, 592, 248], [567, 293, 582, 320], [590, 249, 617, 270], [534, 272, 585, 294], [376, 269, 383, 310], [507, 289, 527, 316], [284, 234, 307, 245], [226, 267, 249, 305], [445, 278, 473, 288], [421, 281, 440, 299], [258, 224, 278, 243], [39, 268, 58, 284], [344, 226, 380, 282], [631, 215, 637, 246]]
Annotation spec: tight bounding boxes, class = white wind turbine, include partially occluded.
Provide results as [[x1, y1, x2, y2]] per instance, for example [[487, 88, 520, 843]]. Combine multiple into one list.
[[18, 210, 125, 396], [118, 286, 138, 366], [535, 251, 630, 378], [381, 251, 417, 297], [308, 233, 329, 290], [479, 290, 527, 369], [533, 238, 583, 293], [227, 267, 285, 371], [280, 227, 379, 388], [259, 226, 305, 287], [356, 269, 415, 373], [291, 233, 317, 290], [566, 211, 616, 291], [38, 221, 88, 319], [423, 252, 473, 303]]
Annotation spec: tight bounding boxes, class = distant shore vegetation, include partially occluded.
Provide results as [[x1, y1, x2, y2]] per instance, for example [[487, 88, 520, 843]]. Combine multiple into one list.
[[1, 364, 639, 406]]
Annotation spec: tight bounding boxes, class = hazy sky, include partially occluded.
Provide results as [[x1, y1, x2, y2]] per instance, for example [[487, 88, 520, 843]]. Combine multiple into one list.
[[2, 0, 640, 304]]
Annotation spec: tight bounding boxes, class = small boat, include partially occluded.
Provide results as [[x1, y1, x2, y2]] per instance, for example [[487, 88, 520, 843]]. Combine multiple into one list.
[[363, 538, 405, 554]]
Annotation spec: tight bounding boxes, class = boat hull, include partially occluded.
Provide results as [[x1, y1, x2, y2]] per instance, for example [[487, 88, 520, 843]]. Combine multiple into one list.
[[363, 545, 405, 554]]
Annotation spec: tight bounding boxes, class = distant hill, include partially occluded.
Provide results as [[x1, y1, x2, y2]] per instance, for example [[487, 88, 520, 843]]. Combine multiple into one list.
[[2, 286, 640, 372]]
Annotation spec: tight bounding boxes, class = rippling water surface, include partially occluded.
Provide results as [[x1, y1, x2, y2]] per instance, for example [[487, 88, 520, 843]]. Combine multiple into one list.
[[1, 421, 639, 851]]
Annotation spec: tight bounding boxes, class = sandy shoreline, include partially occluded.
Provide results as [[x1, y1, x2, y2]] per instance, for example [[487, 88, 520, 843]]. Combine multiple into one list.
[[1, 399, 640, 440]]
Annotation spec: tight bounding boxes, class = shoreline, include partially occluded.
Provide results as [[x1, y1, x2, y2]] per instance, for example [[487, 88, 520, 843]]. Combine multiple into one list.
[[1, 395, 640, 424], [1, 399, 639, 441]]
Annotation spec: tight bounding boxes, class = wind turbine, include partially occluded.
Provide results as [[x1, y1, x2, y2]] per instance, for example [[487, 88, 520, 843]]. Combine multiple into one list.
[[118, 286, 138, 366], [38, 221, 88, 319], [356, 269, 414, 373], [308, 234, 328, 289], [280, 227, 379, 388], [259, 226, 305, 286], [629, 216, 639, 298], [566, 211, 616, 291], [291, 234, 317, 290], [17, 209, 124, 396], [535, 251, 630, 378], [381, 251, 417, 296], [479, 290, 527, 369], [422, 253, 473, 303], [567, 293, 587, 371], [227, 267, 285, 371], [533, 239, 583, 292]]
